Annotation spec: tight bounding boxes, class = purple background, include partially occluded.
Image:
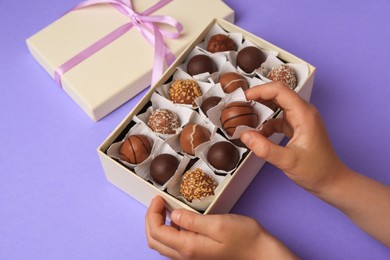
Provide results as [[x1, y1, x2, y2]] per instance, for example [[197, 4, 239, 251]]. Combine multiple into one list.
[[1, 0, 390, 259]]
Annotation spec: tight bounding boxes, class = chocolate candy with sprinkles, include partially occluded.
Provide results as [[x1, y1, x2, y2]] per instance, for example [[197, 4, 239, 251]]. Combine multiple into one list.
[[187, 54, 217, 76], [180, 168, 216, 202], [119, 135, 152, 164], [179, 124, 211, 155], [221, 101, 259, 136], [169, 79, 202, 106], [219, 72, 249, 93], [267, 64, 297, 89], [148, 108, 180, 135]]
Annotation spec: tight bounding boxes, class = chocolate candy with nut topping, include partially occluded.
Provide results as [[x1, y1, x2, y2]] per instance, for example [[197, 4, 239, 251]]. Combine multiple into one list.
[[237, 46, 266, 73], [267, 64, 297, 89], [169, 79, 202, 106], [119, 135, 152, 164], [207, 141, 239, 171], [207, 34, 237, 53], [219, 72, 249, 93], [187, 54, 217, 76], [148, 108, 180, 134], [180, 168, 216, 202], [179, 124, 211, 155], [150, 154, 179, 185], [221, 101, 259, 136]]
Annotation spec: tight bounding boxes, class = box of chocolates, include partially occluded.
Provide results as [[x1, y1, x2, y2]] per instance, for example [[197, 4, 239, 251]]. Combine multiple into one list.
[[97, 18, 316, 214]]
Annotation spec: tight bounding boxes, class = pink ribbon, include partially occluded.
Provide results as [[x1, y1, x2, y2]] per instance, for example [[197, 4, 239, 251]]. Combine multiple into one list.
[[54, 0, 183, 87]]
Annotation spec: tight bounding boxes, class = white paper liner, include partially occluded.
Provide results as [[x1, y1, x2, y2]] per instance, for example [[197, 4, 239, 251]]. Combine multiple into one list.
[[155, 72, 214, 109], [208, 88, 274, 139], [165, 112, 217, 158], [166, 159, 226, 211], [134, 141, 190, 190], [197, 133, 247, 175], [106, 121, 159, 168], [135, 93, 194, 139]]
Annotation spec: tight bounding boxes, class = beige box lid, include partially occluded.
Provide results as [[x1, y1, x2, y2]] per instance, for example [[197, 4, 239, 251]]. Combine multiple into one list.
[[26, 0, 234, 121]]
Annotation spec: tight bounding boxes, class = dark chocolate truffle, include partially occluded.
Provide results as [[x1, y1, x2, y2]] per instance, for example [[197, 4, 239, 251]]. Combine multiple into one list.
[[148, 108, 180, 134], [207, 34, 237, 53], [180, 168, 216, 202], [179, 124, 211, 155], [187, 55, 216, 76], [221, 101, 259, 136], [267, 64, 297, 89], [200, 96, 222, 115], [119, 135, 152, 164], [219, 72, 249, 93], [150, 154, 179, 185], [207, 141, 240, 171], [237, 46, 266, 73], [169, 79, 202, 106]]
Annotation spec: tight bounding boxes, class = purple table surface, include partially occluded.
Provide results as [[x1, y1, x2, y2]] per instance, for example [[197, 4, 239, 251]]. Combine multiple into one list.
[[1, 0, 390, 259]]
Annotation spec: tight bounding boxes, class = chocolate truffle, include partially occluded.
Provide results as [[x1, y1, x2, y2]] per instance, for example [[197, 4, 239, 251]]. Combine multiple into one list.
[[187, 55, 217, 76], [148, 108, 180, 134], [119, 135, 152, 164], [267, 64, 297, 89], [207, 34, 237, 53], [221, 101, 259, 136], [200, 96, 222, 115], [207, 141, 240, 171], [237, 46, 266, 73], [219, 72, 249, 93], [180, 168, 216, 202], [179, 124, 211, 155], [169, 79, 202, 106], [150, 154, 179, 185]]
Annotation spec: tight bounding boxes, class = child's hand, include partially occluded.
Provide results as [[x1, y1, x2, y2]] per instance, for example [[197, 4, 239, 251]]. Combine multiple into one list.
[[241, 82, 348, 194], [146, 195, 298, 260]]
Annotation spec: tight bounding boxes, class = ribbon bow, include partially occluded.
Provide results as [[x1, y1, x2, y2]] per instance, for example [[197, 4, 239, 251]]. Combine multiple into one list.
[[54, 0, 183, 87]]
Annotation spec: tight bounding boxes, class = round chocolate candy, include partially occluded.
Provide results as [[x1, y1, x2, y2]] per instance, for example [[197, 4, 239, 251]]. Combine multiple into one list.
[[180, 168, 216, 202], [207, 34, 237, 53], [237, 46, 266, 73], [220, 101, 259, 136], [267, 64, 297, 89], [119, 135, 152, 164], [150, 154, 179, 185], [200, 96, 222, 115], [169, 79, 202, 106], [179, 124, 211, 155], [148, 108, 180, 135], [219, 72, 249, 93], [187, 55, 217, 76], [207, 141, 239, 171]]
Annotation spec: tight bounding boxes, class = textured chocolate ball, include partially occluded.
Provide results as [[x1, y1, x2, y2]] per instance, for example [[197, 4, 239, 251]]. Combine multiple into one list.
[[169, 79, 202, 106], [207, 34, 237, 53], [148, 108, 180, 135], [150, 154, 179, 185], [180, 168, 216, 202], [207, 141, 239, 171], [179, 124, 211, 155], [237, 46, 266, 73], [187, 55, 217, 76], [221, 101, 259, 136], [220, 72, 249, 93], [119, 135, 152, 164], [200, 96, 222, 115], [267, 64, 297, 89]]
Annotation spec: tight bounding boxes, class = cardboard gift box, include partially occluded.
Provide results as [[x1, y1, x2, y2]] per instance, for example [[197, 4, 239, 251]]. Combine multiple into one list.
[[26, 0, 234, 121], [97, 18, 316, 214]]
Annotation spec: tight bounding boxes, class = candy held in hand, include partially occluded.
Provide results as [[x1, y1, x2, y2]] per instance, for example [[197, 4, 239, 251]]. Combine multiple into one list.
[[219, 72, 249, 93], [207, 141, 240, 171], [207, 34, 237, 53], [200, 96, 222, 115], [119, 135, 152, 164], [267, 64, 297, 89], [169, 79, 202, 106], [187, 54, 217, 76], [150, 154, 179, 185], [237, 46, 266, 73], [180, 168, 216, 202], [221, 101, 259, 136], [148, 108, 180, 135], [179, 124, 211, 155]]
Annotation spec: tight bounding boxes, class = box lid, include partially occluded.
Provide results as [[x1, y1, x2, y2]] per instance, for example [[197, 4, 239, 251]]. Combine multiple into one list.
[[26, 0, 234, 121]]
